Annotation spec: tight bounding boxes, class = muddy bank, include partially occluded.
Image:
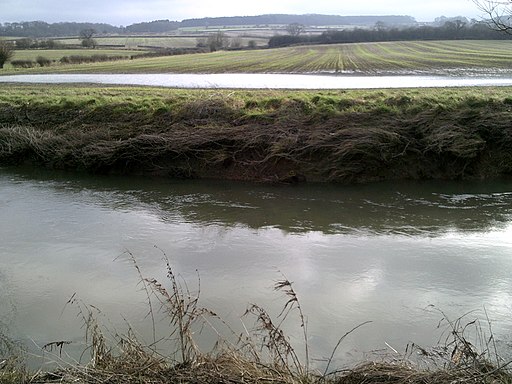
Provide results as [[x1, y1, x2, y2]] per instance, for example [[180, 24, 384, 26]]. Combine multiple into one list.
[[1, 85, 512, 183]]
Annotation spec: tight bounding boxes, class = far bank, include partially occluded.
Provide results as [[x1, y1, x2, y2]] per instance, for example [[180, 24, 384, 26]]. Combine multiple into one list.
[[1, 84, 511, 183]]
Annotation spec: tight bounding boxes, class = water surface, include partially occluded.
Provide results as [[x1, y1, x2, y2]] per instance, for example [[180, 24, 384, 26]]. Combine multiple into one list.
[[3, 73, 512, 89], [1, 167, 512, 367]]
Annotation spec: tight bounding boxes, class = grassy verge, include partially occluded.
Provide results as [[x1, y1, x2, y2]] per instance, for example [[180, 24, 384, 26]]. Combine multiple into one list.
[[1, 84, 512, 183], [3, 40, 512, 74], [2, 256, 511, 383]]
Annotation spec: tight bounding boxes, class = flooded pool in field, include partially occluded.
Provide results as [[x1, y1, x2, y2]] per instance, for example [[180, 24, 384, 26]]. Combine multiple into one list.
[[2, 167, 512, 367], [3, 73, 512, 89]]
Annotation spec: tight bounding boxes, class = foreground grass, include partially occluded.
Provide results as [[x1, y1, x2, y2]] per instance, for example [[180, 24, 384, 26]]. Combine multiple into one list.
[[1, 84, 512, 183], [2, 258, 512, 384], [3, 40, 512, 74]]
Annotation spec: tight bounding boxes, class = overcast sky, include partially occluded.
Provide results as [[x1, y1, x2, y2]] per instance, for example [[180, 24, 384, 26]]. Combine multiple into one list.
[[1, 0, 481, 25]]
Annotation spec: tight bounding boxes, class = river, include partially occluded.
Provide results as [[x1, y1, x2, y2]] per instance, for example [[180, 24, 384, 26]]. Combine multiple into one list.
[[1, 166, 512, 368], [3, 73, 512, 88]]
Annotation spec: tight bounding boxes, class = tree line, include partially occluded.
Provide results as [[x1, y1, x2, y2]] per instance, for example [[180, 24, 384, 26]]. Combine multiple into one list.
[[0, 20, 181, 37], [179, 14, 416, 28], [0, 21, 121, 37], [268, 20, 512, 48], [0, 15, 417, 38]]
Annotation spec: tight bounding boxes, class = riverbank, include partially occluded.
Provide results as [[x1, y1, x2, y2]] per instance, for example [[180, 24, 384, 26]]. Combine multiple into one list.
[[1, 84, 512, 183], [4, 353, 511, 384]]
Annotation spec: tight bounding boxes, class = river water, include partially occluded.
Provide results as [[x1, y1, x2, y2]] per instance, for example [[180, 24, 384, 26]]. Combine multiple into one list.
[[3, 73, 512, 88], [1, 166, 512, 367]]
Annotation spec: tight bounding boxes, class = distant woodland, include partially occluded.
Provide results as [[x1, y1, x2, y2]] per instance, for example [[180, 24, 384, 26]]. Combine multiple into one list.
[[0, 15, 416, 37], [0, 14, 507, 45], [179, 14, 417, 27], [269, 21, 512, 47]]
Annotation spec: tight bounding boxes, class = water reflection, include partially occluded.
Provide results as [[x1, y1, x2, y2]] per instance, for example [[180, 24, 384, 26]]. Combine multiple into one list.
[[1, 166, 512, 366], [3, 166, 512, 236]]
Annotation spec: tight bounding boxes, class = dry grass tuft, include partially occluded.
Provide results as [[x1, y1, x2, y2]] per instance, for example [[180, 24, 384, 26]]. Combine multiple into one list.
[[3, 256, 512, 384], [0, 332, 27, 383], [335, 360, 512, 384]]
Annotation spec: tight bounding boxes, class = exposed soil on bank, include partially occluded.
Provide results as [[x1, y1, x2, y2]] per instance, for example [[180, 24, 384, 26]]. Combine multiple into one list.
[[1, 84, 512, 183]]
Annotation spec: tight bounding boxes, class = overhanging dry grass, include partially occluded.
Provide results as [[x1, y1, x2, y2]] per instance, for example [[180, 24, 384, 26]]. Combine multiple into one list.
[[2, 85, 512, 183]]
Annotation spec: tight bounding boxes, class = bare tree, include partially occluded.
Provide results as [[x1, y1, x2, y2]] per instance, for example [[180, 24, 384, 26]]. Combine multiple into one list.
[[230, 36, 243, 49], [286, 23, 305, 36], [79, 28, 96, 39], [0, 41, 14, 68], [206, 31, 228, 52], [80, 28, 97, 48], [473, 0, 512, 33], [15, 38, 33, 49]]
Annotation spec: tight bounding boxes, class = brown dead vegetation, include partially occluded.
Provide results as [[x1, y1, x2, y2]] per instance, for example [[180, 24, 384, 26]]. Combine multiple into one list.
[[1, 87, 512, 183]]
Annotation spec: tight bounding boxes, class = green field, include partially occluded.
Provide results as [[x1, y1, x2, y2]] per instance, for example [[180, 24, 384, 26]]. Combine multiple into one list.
[[10, 48, 145, 62], [55, 35, 269, 49], [3, 40, 512, 74]]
